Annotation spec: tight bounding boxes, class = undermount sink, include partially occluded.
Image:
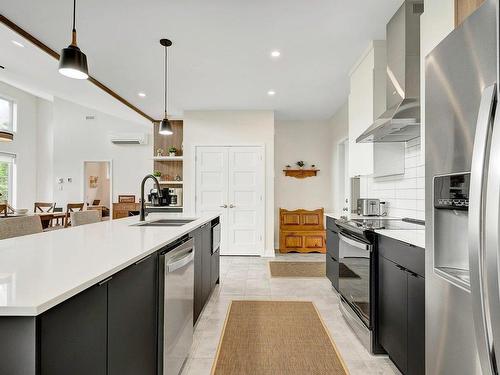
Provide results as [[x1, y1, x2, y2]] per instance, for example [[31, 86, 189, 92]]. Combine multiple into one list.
[[132, 219, 196, 227]]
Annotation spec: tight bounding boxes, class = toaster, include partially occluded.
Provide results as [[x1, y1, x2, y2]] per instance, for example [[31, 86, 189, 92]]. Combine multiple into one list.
[[357, 198, 381, 216]]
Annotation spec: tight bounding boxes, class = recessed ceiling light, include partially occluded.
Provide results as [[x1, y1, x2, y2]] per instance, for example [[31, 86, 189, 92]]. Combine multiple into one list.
[[271, 50, 280, 58], [12, 40, 25, 48], [138, 92, 146, 97], [268, 90, 276, 96]]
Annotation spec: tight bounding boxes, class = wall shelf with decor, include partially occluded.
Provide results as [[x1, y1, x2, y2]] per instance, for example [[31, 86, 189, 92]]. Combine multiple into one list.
[[283, 169, 320, 179]]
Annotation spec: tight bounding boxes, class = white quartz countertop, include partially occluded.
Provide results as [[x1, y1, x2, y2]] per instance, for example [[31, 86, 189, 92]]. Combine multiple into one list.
[[0, 213, 218, 316], [325, 212, 425, 248]]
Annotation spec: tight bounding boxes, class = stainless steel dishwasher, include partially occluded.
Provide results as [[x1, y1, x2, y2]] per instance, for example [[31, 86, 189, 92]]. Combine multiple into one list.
[[158, 237, 194, 375]]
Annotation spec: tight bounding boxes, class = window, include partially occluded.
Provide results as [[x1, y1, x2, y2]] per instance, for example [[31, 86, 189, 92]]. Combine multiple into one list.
[[0, 97, 16, 132], [0, 153, 16, 205]]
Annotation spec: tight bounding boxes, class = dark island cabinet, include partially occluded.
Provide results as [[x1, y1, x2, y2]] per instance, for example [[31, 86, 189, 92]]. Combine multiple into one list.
[[193, 221, 220, 324], [39, 283, 107, 375], [377, 234, 425, 375], [107, 254, 158, 375], [39, 253, 158, 375]]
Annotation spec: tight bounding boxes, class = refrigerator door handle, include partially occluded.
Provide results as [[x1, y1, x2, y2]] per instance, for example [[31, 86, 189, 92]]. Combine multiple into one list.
[[485, 99, 500, 373], [469, 83, 497, 375]]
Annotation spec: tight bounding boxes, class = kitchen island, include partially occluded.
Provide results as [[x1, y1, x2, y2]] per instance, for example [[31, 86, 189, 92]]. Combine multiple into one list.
[[0, 213, 219, 375]]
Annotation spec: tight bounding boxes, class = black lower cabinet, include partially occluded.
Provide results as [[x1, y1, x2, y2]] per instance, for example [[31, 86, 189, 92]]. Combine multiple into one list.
[[193, 221, 220, 325], [326, 253, 339, 290], [378, 251, 425, 375], [201, 223, 212, 303], [378, 256, 407, 373], [407, 272, 425, 375], [107, 254, 158, 375], [39, 283, 107, 375], [211, 249, 220, 288]]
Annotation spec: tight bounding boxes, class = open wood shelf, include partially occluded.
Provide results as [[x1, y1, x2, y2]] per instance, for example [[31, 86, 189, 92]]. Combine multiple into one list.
[[158, 181, 183, 185], [283, 169, 319, 179], [153, 156, 183, 161]]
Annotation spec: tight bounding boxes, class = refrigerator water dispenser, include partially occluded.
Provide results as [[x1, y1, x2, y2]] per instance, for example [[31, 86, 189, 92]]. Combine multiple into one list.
[[433, 173, 471, 290]]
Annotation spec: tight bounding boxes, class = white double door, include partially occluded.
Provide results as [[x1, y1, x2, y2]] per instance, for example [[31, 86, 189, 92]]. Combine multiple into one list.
[[195, 146, 265, 256]]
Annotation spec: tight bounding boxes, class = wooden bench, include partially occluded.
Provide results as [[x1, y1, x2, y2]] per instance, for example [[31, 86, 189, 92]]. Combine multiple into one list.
[[279, 208, 326, 254]]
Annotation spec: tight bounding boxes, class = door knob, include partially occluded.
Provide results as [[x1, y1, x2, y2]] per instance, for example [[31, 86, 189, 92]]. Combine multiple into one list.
[[220, 204, 228, 208], [229, 204, 236, 208]]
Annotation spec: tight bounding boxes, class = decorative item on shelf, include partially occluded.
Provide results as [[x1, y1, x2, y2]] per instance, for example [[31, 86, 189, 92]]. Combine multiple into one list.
[[174, 175, 182, 181], [285, 165, 291, 169], [311, 164, 316, 169], [156, 148, 164, 157], [296, 161, 305, 169], [153, 170, 162, 178], [168, 147, 177, 157], [163, 174, 171, 181]]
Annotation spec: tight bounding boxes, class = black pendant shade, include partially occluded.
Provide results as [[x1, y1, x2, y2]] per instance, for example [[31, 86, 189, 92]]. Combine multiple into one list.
[[59, 44, 88, 79], [59, 0, 89, 80], [159, 118, 173, 135], [159, 38, 173, 136]]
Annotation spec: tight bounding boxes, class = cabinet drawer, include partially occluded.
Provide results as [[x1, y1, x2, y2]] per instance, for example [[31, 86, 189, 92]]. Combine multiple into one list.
[[378, 235, 425, 277], [326, 254, 339, 291], [326, 229, 339, 260]]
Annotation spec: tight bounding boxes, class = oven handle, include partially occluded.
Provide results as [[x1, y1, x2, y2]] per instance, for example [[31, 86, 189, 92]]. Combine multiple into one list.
[[339, 233, 372, 252]]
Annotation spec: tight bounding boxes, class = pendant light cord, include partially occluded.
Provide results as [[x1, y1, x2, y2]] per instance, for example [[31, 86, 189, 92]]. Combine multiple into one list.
[[164, 45, 168, 117], [71, 0, 77, 46]]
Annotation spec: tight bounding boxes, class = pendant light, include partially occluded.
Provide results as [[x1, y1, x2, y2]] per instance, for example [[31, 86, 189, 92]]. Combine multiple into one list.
[[159, 39, 173, 135], [59, 0, 89, 80]]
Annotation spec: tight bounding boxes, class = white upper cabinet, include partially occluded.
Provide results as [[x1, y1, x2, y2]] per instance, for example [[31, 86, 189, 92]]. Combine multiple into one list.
[[348, 41, 388, 177]]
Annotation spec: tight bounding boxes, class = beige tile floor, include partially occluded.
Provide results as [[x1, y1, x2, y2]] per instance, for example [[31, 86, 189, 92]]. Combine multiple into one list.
[[181, 253, 401, 375]]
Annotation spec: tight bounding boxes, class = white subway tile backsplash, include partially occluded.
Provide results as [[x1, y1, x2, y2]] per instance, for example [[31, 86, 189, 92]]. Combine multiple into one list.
[[359, 137, 425, 219]]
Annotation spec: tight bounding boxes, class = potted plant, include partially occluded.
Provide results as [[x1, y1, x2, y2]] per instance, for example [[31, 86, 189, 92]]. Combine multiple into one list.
[[156, 148, 164, 157], [168, 147, 177, 157], [153, 170, 162, 178], [296, 161, 305, 169]]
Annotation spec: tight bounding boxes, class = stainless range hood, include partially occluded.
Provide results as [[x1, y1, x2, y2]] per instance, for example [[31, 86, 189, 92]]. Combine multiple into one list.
[[357, 0, 424, 143]]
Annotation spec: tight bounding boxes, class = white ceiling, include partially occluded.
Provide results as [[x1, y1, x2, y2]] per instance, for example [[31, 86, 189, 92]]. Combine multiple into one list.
[[0, 0, 403, 121]]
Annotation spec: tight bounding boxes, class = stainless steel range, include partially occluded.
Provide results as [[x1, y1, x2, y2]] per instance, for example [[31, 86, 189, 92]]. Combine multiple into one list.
[[333, 217, 424, 354]]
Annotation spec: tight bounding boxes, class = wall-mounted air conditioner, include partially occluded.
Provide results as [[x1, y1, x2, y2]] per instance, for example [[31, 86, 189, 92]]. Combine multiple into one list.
[[109, 133, 148, 145]]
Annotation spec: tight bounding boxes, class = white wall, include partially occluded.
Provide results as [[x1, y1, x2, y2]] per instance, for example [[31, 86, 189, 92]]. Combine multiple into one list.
[[51, 98, 152, 207], [274, 120, 333, 247], [329, 102, 349, 215], [0, 81, 39, 209], [183, 110, 275, 256], [36, 98, 54, 202]]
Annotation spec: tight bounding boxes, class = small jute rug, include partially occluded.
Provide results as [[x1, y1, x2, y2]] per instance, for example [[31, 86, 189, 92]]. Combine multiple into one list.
[[211, 300, 349, 375], [269, 261, 326, 277]]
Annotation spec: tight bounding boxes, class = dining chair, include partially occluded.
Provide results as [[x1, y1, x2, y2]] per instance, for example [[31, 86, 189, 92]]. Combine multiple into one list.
[[70, 210, 102, 227], [0, 216, 43, 240], [34, 202, 56, 228], [64, 203, 85, 227]]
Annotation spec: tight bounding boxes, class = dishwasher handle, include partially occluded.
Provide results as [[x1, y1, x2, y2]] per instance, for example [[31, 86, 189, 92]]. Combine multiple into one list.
[[167, 249, 194, 273]]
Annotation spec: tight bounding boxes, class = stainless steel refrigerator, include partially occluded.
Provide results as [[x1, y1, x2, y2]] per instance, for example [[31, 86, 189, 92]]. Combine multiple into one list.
[[425, 0, 500, 373]]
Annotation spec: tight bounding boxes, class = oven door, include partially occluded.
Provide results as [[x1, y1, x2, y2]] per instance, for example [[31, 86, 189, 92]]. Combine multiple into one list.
[[338, 230, 372, 328]]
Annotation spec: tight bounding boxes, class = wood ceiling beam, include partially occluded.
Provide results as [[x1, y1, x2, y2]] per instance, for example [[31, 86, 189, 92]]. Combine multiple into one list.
[[0, 14, 158, 123]]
